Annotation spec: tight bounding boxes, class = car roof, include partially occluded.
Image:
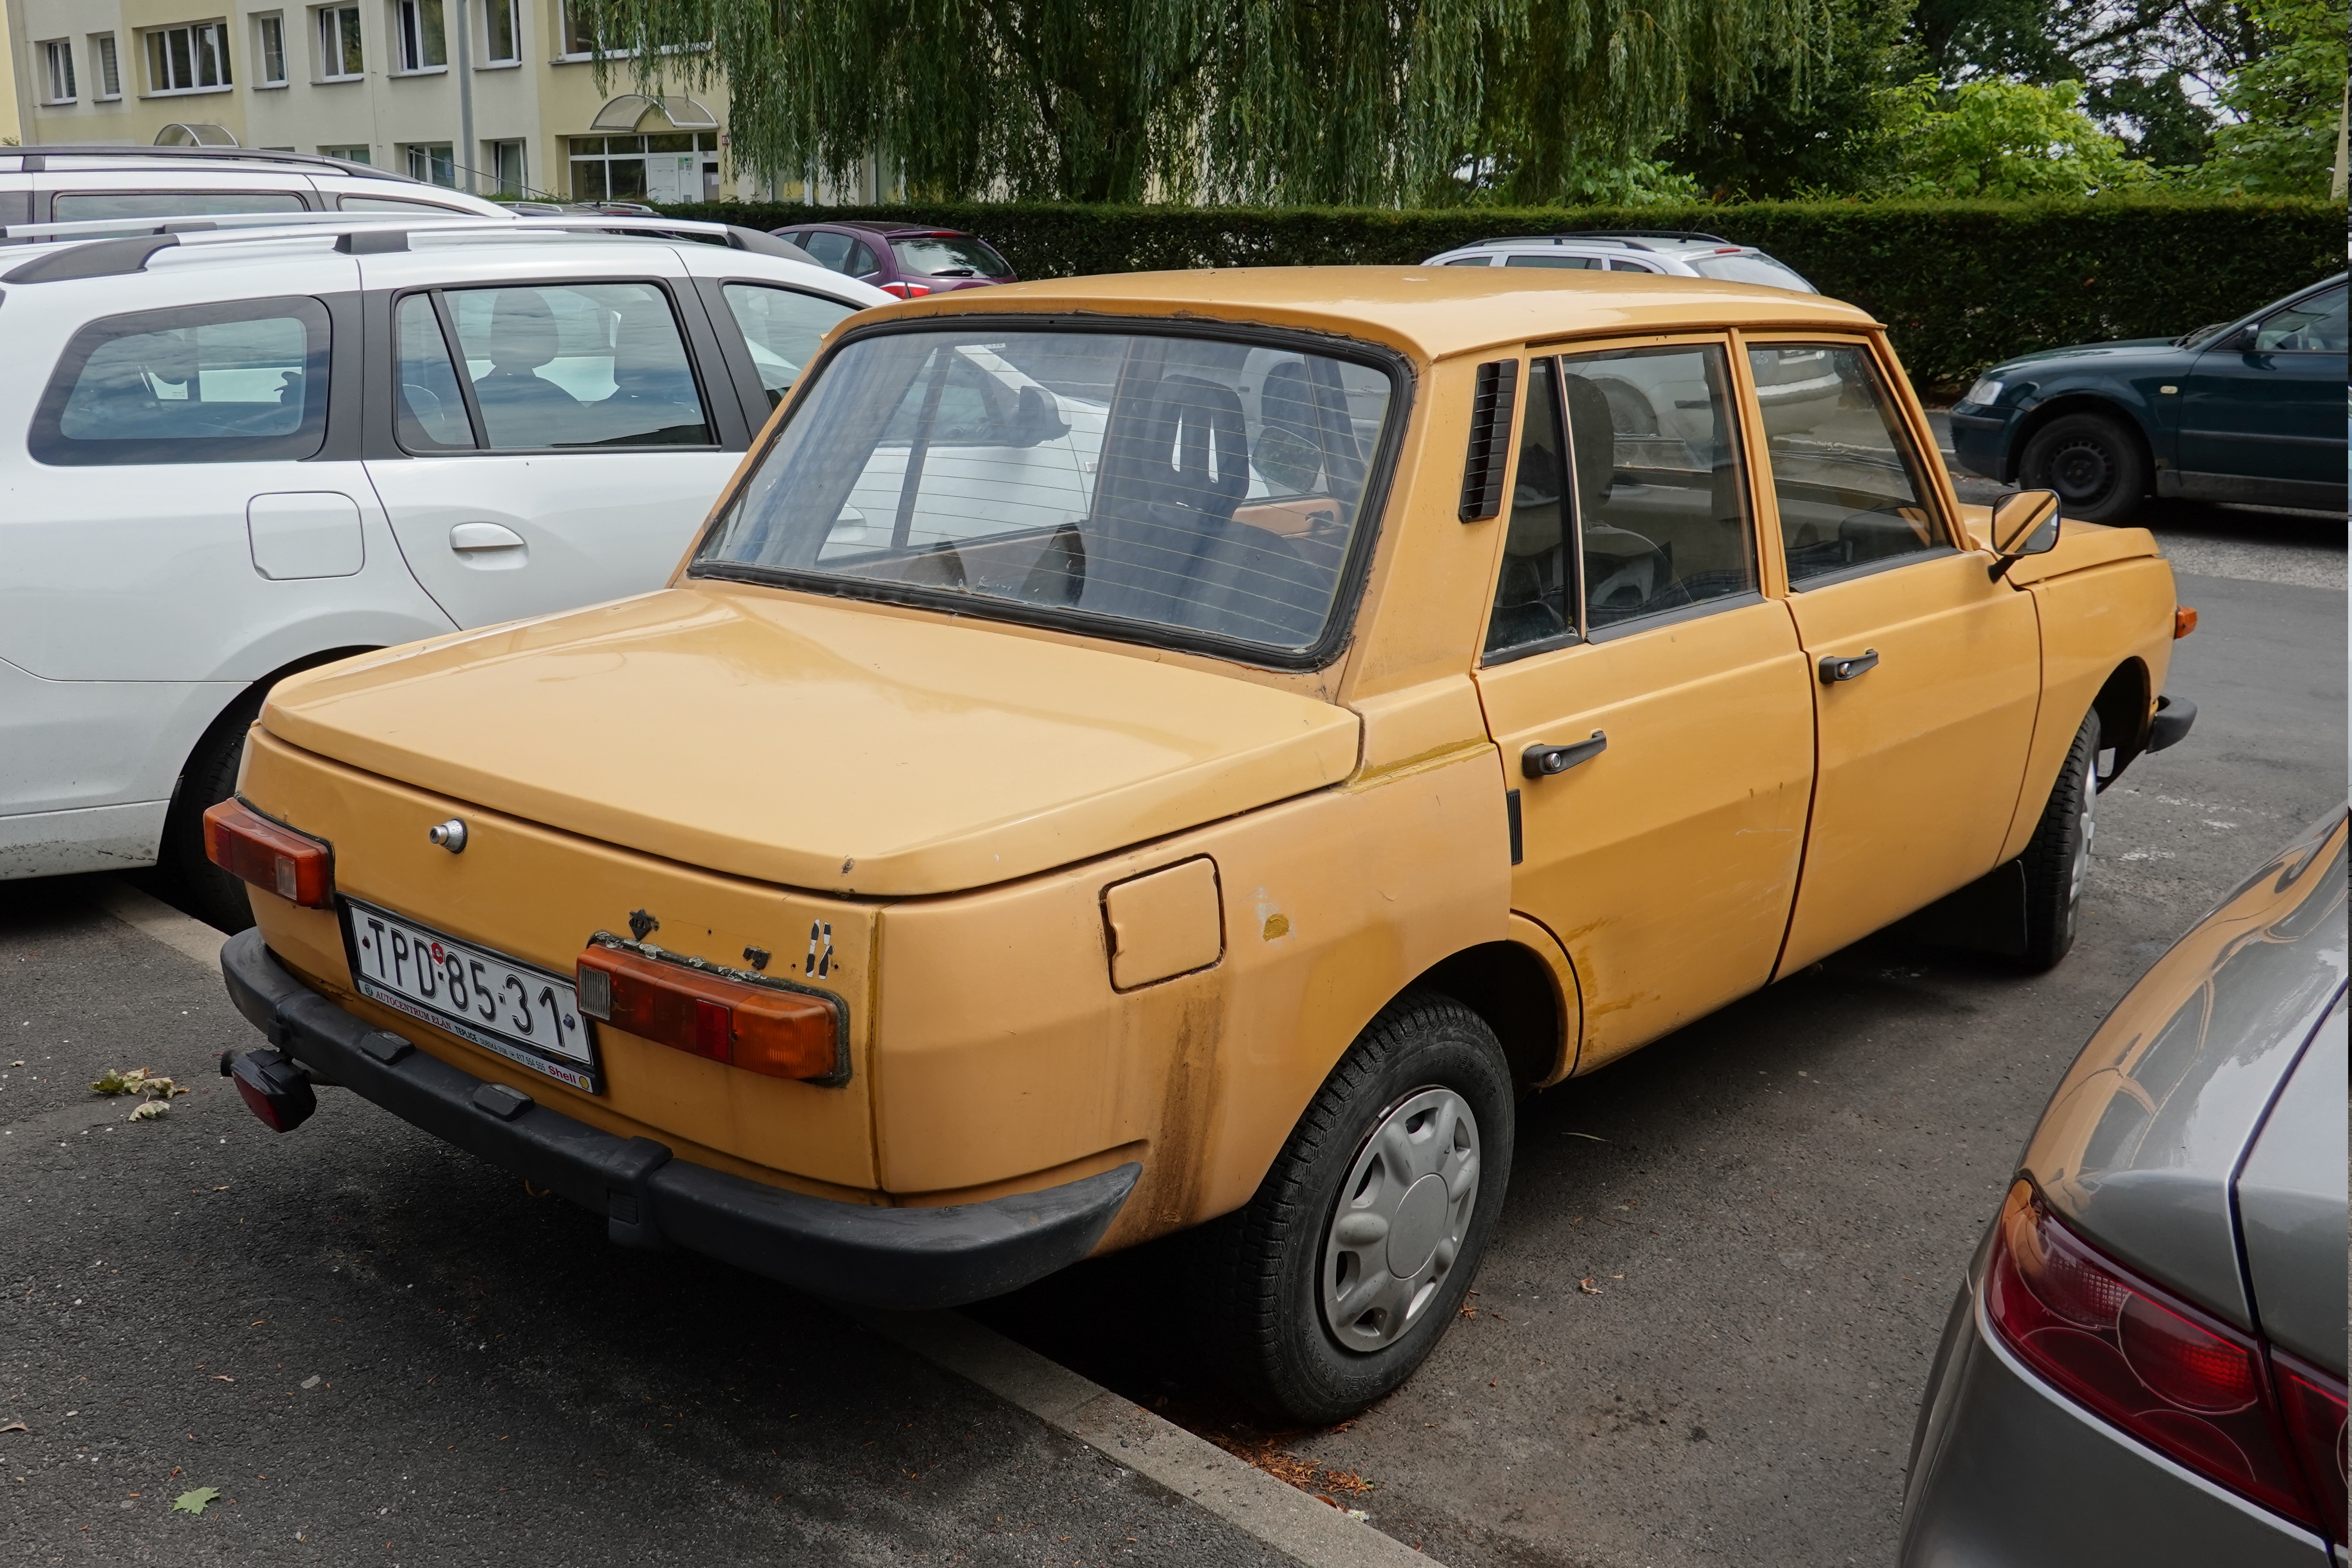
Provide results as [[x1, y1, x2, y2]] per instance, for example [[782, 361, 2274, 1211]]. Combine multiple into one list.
[[883, 265, 1872, 362], [802, 222, 979, 240], [1449, 232, 1754, 256], [3, 144, 430, 187]]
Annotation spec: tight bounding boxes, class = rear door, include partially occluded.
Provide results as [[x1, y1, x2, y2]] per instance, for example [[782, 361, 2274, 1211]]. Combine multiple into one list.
[[359, 244, 752, 628], [1745, 333, 2041, 973], [2178, 282, 2347, 507]]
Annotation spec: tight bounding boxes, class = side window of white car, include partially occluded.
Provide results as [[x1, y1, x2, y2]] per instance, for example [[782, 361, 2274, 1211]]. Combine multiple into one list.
[[1504, 254, 1599, 269], [51, 191, 309, 222], [398, 282, 714, 452], [30, 296, 330, 466], [719, 283, 856, 408]]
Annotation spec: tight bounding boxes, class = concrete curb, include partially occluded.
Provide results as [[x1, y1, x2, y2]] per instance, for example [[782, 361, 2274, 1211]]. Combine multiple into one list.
[[858, 1308, 1437, 1567], [90, 880, 229, 971]]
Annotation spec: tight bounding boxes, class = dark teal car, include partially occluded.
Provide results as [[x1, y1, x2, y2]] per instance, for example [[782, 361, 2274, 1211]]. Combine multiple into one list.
[[1949, 275, 2346, 522]]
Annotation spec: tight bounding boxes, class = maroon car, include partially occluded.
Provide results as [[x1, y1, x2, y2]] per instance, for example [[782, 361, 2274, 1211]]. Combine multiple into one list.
[[768, 222, 1017, 298]]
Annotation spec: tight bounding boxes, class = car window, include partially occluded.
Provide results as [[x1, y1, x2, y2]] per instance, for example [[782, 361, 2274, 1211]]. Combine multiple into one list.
[[701, 327, 1397, 657], [30, 296, 330, 466], [843, 239, 881, 277], [1505, 254, 1598, 269], [1687, 253, 1816, 293], [52, 191, 309, 221], [440, 282, 712, 450], [1485, 359, 1573, 656], [1558, 342, 1757, 631], [720, 283, 857, 408], [1442, 256, 1496, 267], [2255, 285, 2347, 352], [1606, 258, 1660, 272], [339, 194, 469, 214], [393, 294, 477, 449], [1748, 343, 1945, 586], [889, 235, 1011, 278], [799, 231, 852, 272]]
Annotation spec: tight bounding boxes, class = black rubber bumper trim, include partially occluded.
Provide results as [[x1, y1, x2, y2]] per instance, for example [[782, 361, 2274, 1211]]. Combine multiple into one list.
[[2147, 693, 2197, 753], [220, 929, 1140, 1309]]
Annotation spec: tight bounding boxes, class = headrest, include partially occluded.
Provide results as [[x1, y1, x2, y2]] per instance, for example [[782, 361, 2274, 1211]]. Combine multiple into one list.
[[487, 295, 561, 372]]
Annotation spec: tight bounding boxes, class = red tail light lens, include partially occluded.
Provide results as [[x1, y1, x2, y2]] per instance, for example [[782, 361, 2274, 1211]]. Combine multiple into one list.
[[2276, 1350, 2350, 1542], [202, 799, 333, 907], [576, 943, 839, 1081], [1986, 1181, 2336, 1536], [877, 280, 931, 299]]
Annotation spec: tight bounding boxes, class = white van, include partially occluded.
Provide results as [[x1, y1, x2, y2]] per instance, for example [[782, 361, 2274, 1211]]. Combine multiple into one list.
[[0, 213, 887, 925]]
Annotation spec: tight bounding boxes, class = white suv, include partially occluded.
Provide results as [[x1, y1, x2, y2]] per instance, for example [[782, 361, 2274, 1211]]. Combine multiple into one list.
[[1423, 230, 1817, 292], [0, 145, 512, 237], [0, 213, 886, 925]]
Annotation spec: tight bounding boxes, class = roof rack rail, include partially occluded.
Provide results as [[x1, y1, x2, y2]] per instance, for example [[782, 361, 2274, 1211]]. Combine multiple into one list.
[[3, 142, 415, 184], [0, 213, 816, 282], [1471, 230, 1737, 251]]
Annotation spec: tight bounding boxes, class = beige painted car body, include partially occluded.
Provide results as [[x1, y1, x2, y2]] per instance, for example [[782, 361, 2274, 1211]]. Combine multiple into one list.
[[235, 267, 2182, 1252]]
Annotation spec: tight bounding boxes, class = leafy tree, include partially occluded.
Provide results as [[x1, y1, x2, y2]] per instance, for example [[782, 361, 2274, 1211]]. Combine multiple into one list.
[[1871, 76, 2154, 196], [1668, 0, 1922, 198], [2184, 0, 2349, 190], [572, 0, 1834, 204]]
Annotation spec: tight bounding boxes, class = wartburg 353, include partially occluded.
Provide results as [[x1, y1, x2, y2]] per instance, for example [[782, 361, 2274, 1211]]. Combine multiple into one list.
[[213, 267, 2196, 1420]]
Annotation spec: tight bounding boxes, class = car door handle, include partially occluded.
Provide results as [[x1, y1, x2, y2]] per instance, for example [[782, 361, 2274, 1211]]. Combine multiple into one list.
[[449, 523, 527, 553], [1522, 731, 1607, 779], [1819, 648, 1880, 684]]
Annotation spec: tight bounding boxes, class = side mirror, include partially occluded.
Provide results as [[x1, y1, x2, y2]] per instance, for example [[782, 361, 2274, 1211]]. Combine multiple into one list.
[[1987, 489, 2060, 581], [1007, 384, 1070, 448]]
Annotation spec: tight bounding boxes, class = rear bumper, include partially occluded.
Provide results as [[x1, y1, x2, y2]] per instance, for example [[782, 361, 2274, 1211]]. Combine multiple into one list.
[[220, 928, 1139, 1309]]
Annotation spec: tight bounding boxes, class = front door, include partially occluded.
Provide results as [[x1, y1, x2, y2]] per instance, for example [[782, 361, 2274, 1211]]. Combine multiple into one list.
[[2178, 281, 2347, 507], [1473, 342, 1817, 1068], [1746, 337, 2041, 974], [362, 271, 742, 629]]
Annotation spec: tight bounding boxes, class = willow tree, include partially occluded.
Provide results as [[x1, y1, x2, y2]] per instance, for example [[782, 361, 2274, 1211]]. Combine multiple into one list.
[[573, 0, 1830, 204]]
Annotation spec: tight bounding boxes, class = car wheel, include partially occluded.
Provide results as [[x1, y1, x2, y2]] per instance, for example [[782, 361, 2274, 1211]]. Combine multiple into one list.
[[2018, 709, 2100, 972], [2019, 412, 2147, 524], [1194, 989, 1514, 1424], [159, 688, 265, 934]]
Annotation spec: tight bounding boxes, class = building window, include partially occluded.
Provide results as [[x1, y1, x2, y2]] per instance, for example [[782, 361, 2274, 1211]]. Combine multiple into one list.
[[93, 34, 122, 98], [145, 23, 232, 93], [394, 0, 445, 72], [482, 0, 519, 63], [42, 40, 75, 103], [256, 16, 288, 85], [486, 139, 526, 196], [316, 5, 362, 79], [320, 144, 372, 164], [569, 133, 719, 203], [559, 3, 598, 56], [404, 143, 456, 186]]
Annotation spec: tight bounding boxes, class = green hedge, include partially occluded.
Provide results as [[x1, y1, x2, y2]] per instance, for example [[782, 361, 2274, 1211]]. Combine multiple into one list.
[[664, 196, 2345, 392]]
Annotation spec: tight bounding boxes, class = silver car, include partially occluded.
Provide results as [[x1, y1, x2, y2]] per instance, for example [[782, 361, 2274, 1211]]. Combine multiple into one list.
[[1421, 230, 1817, 292], [1902, 807, 2348, 1564]]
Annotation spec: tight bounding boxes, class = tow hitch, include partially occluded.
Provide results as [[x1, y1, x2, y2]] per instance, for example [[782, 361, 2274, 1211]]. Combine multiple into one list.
[[220, 1048, 318, 1132]]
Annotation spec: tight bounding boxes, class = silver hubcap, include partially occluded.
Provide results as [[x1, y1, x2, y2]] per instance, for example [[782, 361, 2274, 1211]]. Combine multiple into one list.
[[2069, 747, 2097, 910], [1320, 1087, 1480, 1354]]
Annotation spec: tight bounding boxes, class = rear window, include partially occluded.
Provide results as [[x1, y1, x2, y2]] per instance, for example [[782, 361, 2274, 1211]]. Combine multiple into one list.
[[1686, 252, 1816, 293], [53, 191, 308, 222], [889, 235, 1011, 278], [31, 296, 330, 465], [1504, 254, 1599, 269], [697, 326, 1399, 660]]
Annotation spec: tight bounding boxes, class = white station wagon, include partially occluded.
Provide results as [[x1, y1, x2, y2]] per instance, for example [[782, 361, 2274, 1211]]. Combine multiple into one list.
[[0, 213, 885, 924]]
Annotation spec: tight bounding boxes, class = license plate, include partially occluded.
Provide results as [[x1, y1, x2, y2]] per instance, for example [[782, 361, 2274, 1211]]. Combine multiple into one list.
[[341, 898, 601, 1094]]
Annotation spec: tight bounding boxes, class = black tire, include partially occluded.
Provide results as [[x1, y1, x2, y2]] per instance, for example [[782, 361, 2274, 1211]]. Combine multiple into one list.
[[1194, 989, 1514, 1424], [2018, 708, 2100, 971], [2019, 412, 2148, 525], [159, 688, 265, 934]]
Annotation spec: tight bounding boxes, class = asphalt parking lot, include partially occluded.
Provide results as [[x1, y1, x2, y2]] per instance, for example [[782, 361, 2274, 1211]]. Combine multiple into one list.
[[2, 500, 2341, 1568]]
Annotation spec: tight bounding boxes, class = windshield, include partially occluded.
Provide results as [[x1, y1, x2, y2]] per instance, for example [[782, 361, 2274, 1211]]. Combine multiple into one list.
[[891, 236, 1012, 278], [1688, 252, 1816, 293], [697, 327, 1397, 655]]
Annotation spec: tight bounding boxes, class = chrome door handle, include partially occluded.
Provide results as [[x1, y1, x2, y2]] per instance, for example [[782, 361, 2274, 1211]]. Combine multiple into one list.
[[1522, 731, 1607, 779], [1819, 648, 1880, 684]]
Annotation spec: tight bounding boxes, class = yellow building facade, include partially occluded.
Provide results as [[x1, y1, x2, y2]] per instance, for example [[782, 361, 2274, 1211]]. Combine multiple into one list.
[[4, 0, 761, 203]]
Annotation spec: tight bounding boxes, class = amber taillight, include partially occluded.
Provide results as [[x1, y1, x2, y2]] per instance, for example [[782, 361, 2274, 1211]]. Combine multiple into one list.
[[1985, 1180, 2348, 1542], [202, 799, 333, 907], [575, 943, 839, 1082]]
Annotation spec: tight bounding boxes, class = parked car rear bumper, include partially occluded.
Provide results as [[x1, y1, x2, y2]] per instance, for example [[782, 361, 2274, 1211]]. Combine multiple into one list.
[[1900, 1271, 2330, 1567], [219, 928, 1139, 1310]]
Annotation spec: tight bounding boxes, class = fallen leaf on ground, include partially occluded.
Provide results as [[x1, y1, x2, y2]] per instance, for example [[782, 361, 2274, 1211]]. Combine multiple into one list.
[[129, 1100, 169, 1121], [209, 1375, 234, 1383], [0, 1420, 27, 1434], [171, 1487, 220, 1516], [1578, 1278, 1603, 1295]]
